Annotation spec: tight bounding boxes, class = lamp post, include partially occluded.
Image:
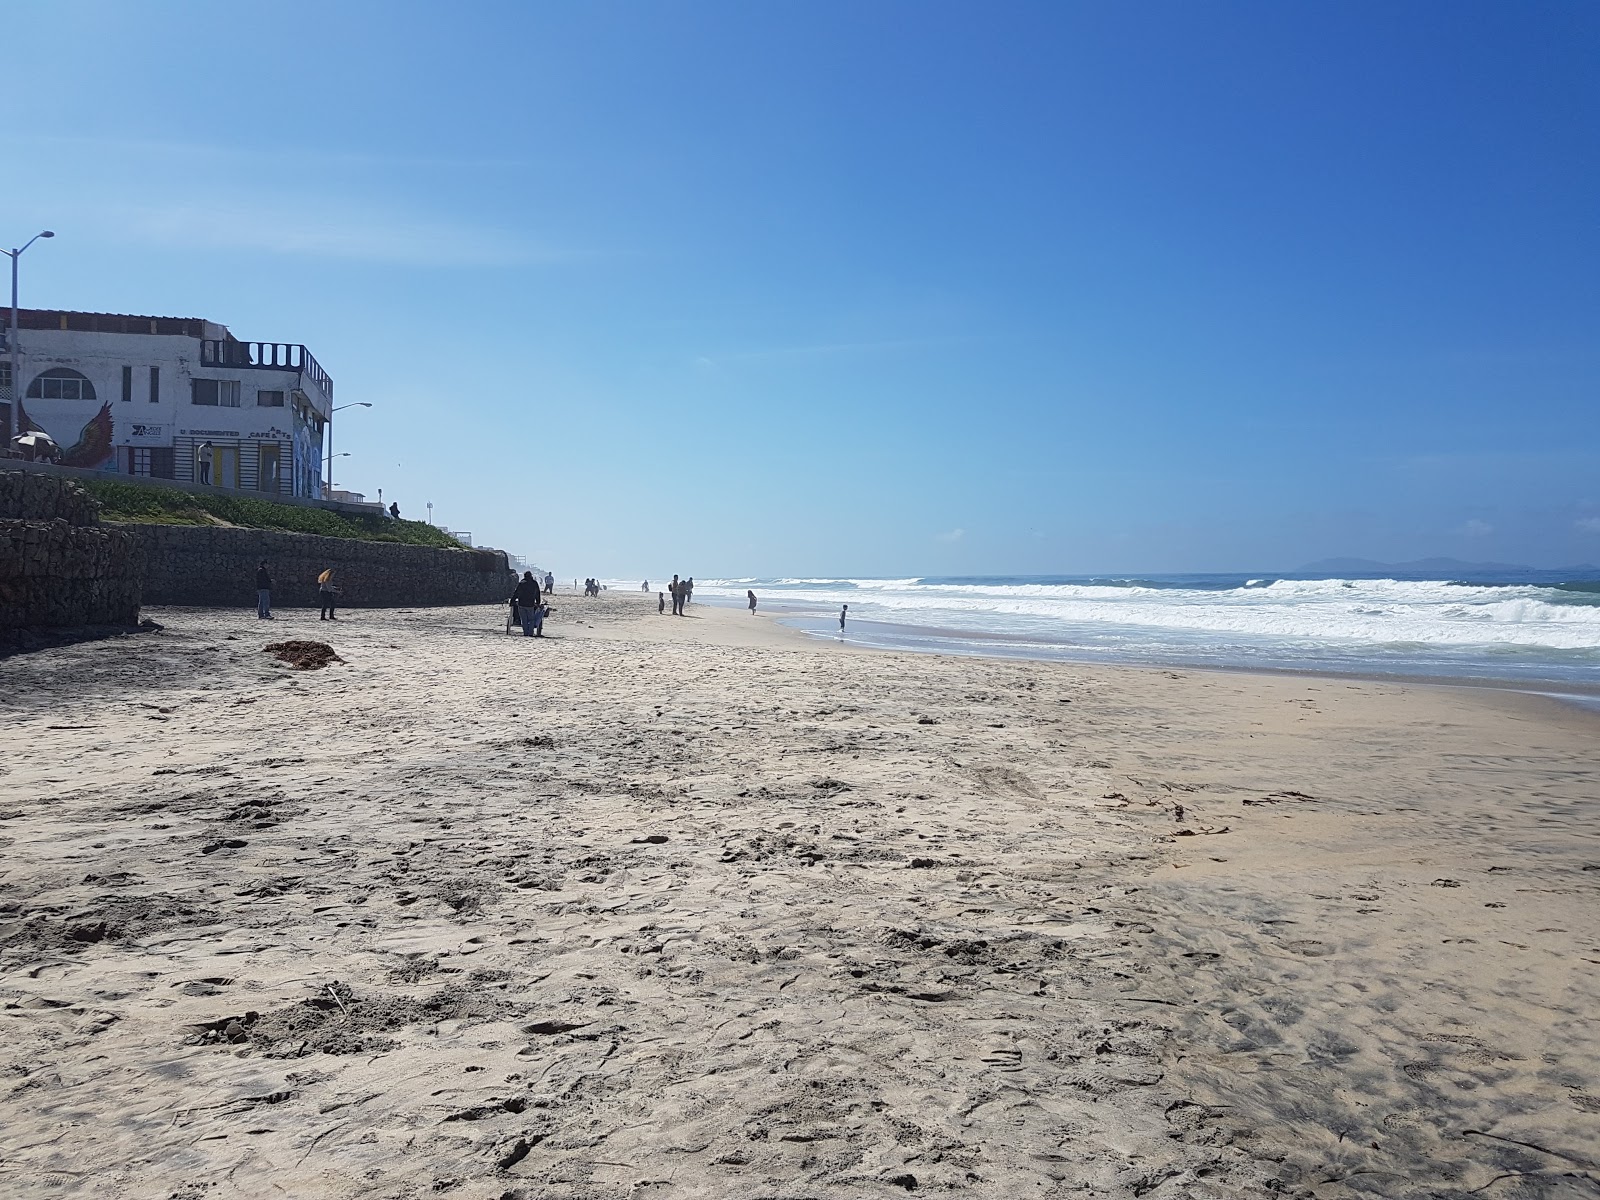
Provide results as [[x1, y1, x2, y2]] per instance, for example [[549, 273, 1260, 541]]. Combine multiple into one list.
[[327, 451, 351, 492], [4, 230, 54, 432], [325, 401, 371, 493]]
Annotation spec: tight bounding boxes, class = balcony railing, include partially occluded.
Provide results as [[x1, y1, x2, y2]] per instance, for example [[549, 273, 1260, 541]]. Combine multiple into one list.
[[200, 341, 333, 401]]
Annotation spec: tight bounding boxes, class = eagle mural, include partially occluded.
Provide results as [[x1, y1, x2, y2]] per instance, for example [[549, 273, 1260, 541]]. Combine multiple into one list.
[[15, 396, 117, 469]]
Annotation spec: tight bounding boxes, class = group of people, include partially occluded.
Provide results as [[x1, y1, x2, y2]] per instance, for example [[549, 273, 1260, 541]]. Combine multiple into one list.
[[253, 562, 340, 621], [662, 575, 695, 615], [582, 578, 604, 597]]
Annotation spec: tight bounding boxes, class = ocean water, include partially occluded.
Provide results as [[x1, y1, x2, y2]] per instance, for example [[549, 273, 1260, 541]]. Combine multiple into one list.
[[688, 571, 1600, 688]]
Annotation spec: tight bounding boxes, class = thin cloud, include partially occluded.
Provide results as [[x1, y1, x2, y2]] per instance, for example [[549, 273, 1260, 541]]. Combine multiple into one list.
[[3, 132, 528, 173], [711, 335, 988, 364], [1460, 519, 1493, 537], [937, 528, 965, 542], [1577, 516, 1600, 535], [116, 202, 572, 268]]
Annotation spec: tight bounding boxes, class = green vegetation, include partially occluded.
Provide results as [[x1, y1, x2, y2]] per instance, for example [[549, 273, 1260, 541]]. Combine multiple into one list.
[[83, 479, 465, 549]]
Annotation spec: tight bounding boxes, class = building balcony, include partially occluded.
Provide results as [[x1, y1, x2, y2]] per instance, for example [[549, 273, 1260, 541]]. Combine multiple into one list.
[[200, 340, 333, 408]]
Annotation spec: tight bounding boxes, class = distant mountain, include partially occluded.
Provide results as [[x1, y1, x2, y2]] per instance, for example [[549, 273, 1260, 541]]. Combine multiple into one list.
[[1295, 556, 1535, 575]]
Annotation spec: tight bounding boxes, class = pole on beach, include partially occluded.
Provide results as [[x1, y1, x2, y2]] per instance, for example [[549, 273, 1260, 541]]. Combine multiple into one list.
[[4, 231, 54, 433]]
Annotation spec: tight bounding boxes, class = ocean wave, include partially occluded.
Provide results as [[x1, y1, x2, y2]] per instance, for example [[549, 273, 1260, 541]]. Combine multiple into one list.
[[695, 576, 1600, 651]]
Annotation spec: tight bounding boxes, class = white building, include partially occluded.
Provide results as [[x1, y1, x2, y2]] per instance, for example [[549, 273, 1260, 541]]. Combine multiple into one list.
[[1, 308, 333, 499]]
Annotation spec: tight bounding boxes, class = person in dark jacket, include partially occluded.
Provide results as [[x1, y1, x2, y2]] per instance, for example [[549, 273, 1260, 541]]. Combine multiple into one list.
[[256, 562, 273, 620], [512, 572, 543, 637]]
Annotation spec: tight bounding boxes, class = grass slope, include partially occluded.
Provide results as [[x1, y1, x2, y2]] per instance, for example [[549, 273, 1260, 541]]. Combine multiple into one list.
[[84, 480, 464, 549]]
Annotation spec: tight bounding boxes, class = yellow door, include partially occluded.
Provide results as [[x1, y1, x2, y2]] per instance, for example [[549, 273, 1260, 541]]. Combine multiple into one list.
[[213, 446, 238, 489]]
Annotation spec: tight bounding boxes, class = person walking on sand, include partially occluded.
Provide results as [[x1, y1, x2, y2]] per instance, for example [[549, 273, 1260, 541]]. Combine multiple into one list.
[[658, 591, 666, 615], [748, 589, 757, 615], [839, 603, 848, 633], [513, 571, 543, 637], [686, 577, 694, 606], [256, 561, 273, 620], [318, 569, 340, 620]]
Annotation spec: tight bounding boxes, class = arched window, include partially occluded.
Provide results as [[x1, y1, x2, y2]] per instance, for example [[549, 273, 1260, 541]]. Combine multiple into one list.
[[27, 368, 97, 401]]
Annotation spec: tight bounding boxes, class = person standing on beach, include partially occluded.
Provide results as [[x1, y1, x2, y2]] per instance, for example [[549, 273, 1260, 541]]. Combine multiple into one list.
[[669, 575, 682, 616], [659, 591, 666, 615], [748, 589, 757, 615], [545, 572, 555, 594], [318, 570, 340, 621], [255, 562, 273, 620], [839, 604, 848, 633], [513, 571, 543, 637], [686, 577, 694, 606]]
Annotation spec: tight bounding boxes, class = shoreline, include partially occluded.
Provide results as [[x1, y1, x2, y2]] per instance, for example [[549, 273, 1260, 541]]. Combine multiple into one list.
[[686, 577, 1600, 697], [2, 593, 1595, 1198], [701, 595, 1600, 719]]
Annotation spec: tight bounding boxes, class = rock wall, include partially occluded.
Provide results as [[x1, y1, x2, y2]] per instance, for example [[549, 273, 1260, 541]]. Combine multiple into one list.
[[0, 469, 511, 623], [0, 468, 102, 526], [127, 525, 516, 609], [0, 471, 144, 629]]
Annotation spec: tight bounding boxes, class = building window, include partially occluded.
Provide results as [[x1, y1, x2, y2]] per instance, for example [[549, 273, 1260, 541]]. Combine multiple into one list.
[[149, 365, 160, 403], [26, 368, 97, 401], [258, 389, 285, 407], [191, 378, 241, 407], [122, 366, 133, 402]]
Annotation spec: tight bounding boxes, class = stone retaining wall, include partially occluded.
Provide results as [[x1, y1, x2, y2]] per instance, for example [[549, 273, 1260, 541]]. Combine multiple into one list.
[[0, 472, 144, 629], [0, 468, 101, 527], [127, 525, 515, 609]]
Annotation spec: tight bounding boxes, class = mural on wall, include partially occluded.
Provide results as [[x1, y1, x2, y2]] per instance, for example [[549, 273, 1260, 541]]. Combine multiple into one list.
[[291, 404, 323, 500], [15, 395, 116, 469]]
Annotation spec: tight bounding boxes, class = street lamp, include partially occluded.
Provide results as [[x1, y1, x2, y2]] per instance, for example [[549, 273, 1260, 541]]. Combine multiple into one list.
[[326, 452, 351, 492], [4, 230, 54, 428], [325, 401, 372, 492]]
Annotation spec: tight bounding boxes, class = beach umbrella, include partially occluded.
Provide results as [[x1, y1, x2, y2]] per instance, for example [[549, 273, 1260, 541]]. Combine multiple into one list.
[[318, 569, 335, 584], [12, 432, 61, 460]]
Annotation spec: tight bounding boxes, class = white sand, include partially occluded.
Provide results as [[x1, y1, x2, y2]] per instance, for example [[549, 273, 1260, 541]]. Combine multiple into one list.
[[1, 593, 1596, 1198]]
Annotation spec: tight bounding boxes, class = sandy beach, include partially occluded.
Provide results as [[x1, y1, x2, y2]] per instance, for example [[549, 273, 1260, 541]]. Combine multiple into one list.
[[2, 593, 1596, 1199]]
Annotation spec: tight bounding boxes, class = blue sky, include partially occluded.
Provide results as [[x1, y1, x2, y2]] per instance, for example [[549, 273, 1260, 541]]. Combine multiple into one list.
[[6, 0, 1598, 575]]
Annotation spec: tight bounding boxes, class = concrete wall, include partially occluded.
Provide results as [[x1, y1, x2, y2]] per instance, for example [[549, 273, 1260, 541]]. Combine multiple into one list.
[[0, 470, 143, 629], [127, 525, 516, 609]]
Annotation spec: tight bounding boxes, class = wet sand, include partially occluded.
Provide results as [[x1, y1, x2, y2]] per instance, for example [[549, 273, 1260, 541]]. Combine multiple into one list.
[[1, 592, 1596, 1199]]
